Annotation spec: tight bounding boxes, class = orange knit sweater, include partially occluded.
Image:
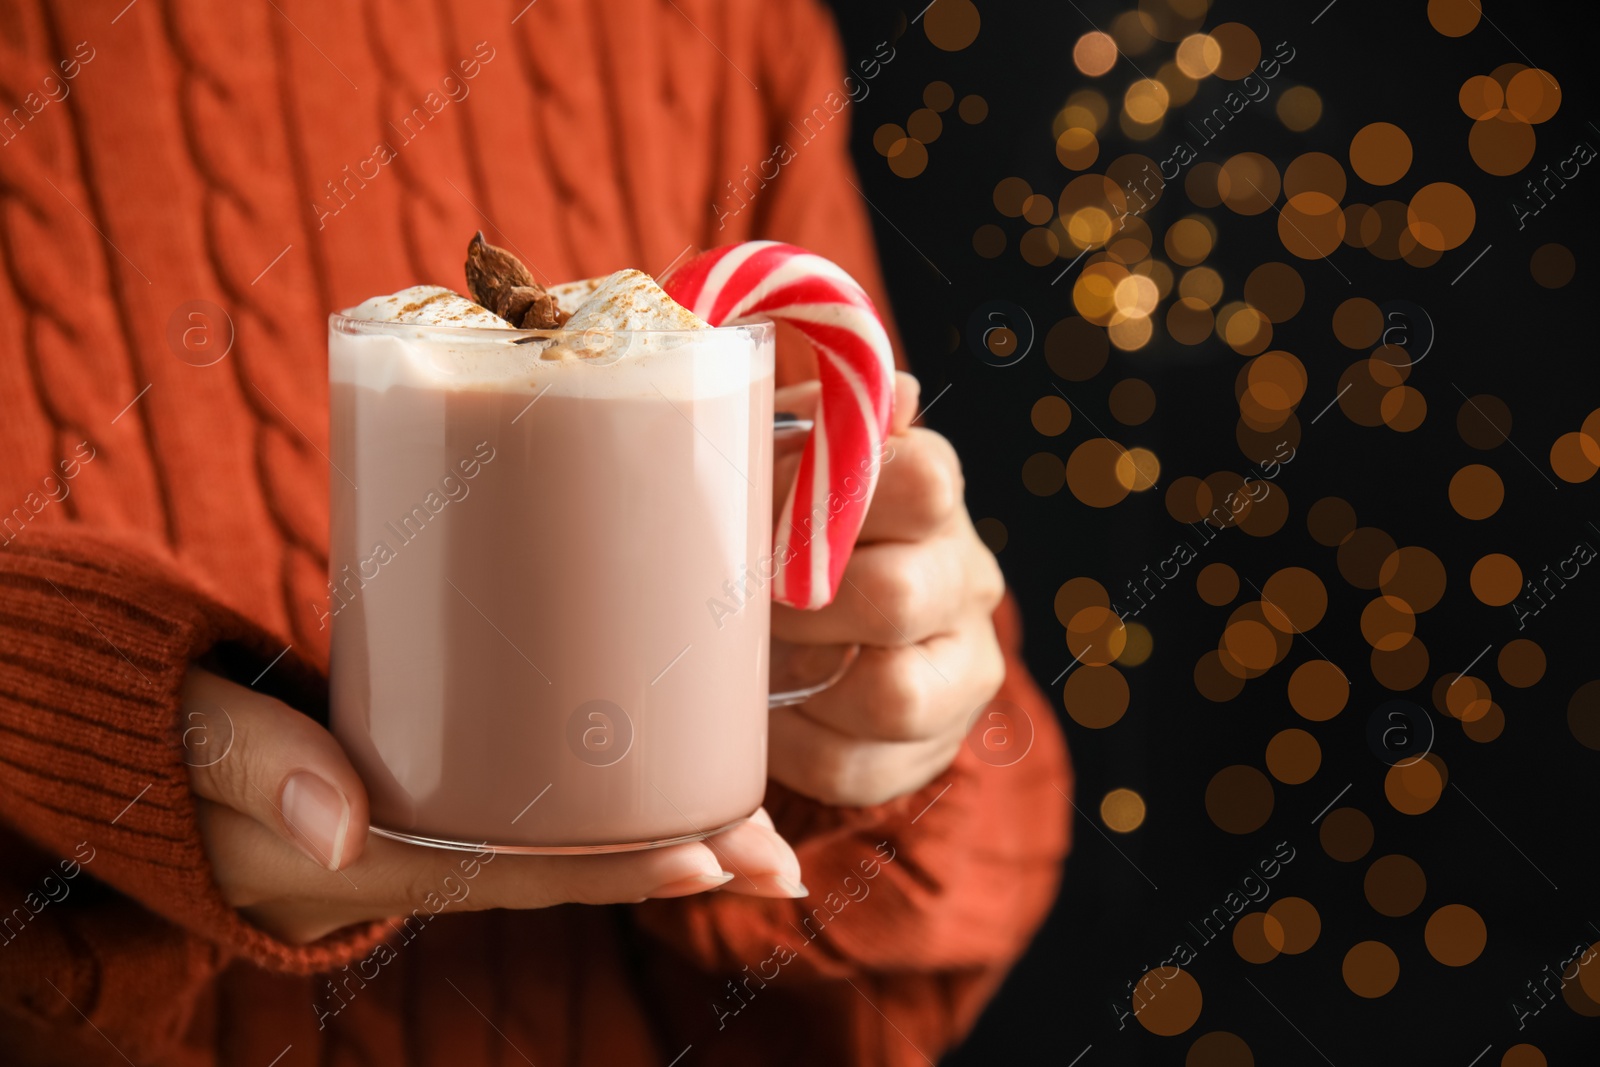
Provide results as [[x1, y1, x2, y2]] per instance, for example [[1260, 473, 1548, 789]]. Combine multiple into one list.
[[0, 1, 1070, 1063]]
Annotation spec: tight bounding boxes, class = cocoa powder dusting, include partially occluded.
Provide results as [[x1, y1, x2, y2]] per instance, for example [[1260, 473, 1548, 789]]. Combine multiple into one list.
[[465, 232, 569, 329]]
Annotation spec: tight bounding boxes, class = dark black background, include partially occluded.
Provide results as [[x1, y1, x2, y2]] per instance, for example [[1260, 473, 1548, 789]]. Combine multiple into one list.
[[823, 1, 1599, 1062]]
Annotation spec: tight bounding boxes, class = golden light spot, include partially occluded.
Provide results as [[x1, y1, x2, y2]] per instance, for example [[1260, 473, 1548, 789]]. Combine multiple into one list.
[[1205, 765, 1275, 834], [1021, 452, 1065, 496], [1179, 266, 1225, 306], [1109, 378, 1157, 425], [1113, 273, 1160, 317], [1234, 912, 1284, 964], [924, 0, 980, 51], [1208, 22, 1260, 80], [1067, 606, 1129, 666], [1067, 438, 1133, 507], [1459, 75, 1502, 120], [1385, 753, 1446, 815], [1458, 394, 1513, 449], [1031, 395, 1072, 436], [1470, 553, 1522, 606], [1217, 152, 1281, 215], [923, 81, 954, 112], [1506, 69, 1561, 124], [1343, 941, 1400, 998], [1277, 85, 1323, 131], [1167, 297, 1215, 345], [1223, 618, 1278, 671], [994, 176, 1032, 217], [1165, 216, 1215, 265], [1365, 854, 1426, 917], [1265, 897, 1320, 954], [1134, 967, 1203, 1037], [1056, 127, 1100, 170], [1360, 595, 1415, 651], [1284, 152, 1347, 201], [1066, 207, 1115, 249], [886, 138, 928, 178], [1073, 31, 1119, 76], [1266, 728, 1321, 784], [1444, 675, 1493, 723], [1425, 905, 1487, 966], [1332, 297, 1383, 348], [1107, 312, 1154, 351], [1020, 226, 1060, 266], [1115, 447, 1161, 491], [1217, 302, 1272, 355], [1498, 639, 1546, 688], [1470, 112, 1536, 176], [1250, 565, 1315, 630], [1530, 243, 1575, 288], [1244, 262, 1305, 323], [1124, 78, 1171, 124], [1380, 385, 1427, 432], [1196, 563, 1239, 607], [1100, 787, 1146, 831], [1551, 430, 1600, 482], [958, 94, 988, 123], [1349, 122, 1413, 186], [1338, 526, 1398, 589], [1371, 638, 1430, 692], [1175, 33, 1221, 78], [1046, 317, 1108, 381], [1428, 0, 1481, 36], [974, 517, 1006, 553], [873, 123, 906, 156], [1378, 546, 1447, 613], [906, 108, 943, 144], [1279, 192, 1347, 259], [1054, 576, 1109, 626], [1063, 663, 1129, 728], [1118, 621, 1154, 666], [973, 224, 1005, 258], [1502, 1046, 1550, 1067], [1111, 9, 1157, 55], [1407, 182, 1476, 251], [1195, 650, 1246, 702], [1449, 464, 1504, 519], [1320, 808, 1373, 862]]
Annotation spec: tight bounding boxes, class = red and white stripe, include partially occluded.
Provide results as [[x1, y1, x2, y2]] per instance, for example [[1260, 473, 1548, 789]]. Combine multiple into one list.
[[663, 241, 895, 610]]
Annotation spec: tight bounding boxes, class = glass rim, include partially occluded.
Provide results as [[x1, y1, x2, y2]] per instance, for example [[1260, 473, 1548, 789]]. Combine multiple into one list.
[[329, 311, 776, 341]]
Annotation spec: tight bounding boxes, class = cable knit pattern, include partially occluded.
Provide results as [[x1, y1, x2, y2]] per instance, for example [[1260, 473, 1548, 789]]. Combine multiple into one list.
[[0, 2, 1071, 1064]]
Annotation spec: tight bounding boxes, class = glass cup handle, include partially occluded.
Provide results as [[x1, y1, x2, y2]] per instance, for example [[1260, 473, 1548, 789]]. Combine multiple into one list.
[[767, 412, 861, 709]]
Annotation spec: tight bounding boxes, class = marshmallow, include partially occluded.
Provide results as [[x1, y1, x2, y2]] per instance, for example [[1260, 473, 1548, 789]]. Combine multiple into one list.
[[547, 276, 604, 315], [348, 286, 511, 329], [562, 270, 710, 332]]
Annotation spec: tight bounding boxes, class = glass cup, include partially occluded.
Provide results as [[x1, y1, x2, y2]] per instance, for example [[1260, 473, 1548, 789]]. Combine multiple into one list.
[[326, 314, 850, 853]]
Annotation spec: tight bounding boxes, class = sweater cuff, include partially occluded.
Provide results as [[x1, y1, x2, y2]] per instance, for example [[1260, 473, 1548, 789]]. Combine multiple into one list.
[[0, 531, 385, 973]]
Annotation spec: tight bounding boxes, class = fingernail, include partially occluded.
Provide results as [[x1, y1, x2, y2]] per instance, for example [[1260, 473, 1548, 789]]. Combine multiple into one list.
[[281, 772, 351, 870], [776, 876, 809, 898], [646, 871, 735, 899]]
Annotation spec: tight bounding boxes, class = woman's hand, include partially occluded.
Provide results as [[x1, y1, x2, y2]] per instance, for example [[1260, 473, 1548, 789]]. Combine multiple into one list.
[[181, 669, 805, 945], [769, 373, 1007, 807]]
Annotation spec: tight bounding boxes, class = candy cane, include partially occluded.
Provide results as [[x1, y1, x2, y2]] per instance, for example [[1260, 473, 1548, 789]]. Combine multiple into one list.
[[663, 242, 895, 610]]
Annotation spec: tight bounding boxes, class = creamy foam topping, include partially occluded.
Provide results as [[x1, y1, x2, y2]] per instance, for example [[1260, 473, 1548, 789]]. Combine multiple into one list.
[[338, 268, 750, 397]]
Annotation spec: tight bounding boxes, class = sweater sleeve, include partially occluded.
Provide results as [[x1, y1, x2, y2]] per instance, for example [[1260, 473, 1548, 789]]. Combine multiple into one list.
[[0, 528, 387, 1061]]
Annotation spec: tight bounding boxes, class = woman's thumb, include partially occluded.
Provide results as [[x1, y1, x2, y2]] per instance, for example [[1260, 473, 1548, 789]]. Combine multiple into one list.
[[182, 668, 370, 870]]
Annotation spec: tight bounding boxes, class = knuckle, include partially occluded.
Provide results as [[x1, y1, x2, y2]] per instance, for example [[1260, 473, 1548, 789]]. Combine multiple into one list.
[[902, 430, 963, 522], [859, 558, 922, 640], [865, 651, 929, 740], [975, 549, 1006, 611]]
